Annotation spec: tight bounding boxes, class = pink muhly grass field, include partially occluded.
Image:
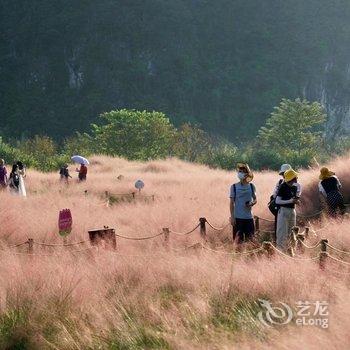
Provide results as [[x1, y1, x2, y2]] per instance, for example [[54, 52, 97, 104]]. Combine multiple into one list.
[[0, 155, 349, 349]]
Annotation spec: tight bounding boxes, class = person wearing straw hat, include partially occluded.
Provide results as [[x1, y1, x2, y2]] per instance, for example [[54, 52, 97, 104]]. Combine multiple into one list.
[[229, 163, 257, 244], [275, 169, 301, 251], [318, 167, 345, 217], [268, 164, 302, 243]]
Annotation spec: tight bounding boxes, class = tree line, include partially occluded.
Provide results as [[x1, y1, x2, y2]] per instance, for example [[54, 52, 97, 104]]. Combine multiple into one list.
[[1, 98, 349, 172]]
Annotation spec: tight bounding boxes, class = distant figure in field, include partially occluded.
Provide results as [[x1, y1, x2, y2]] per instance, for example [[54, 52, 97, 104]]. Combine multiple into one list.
[[16, 161, 27, 197], [229, 163, 257, 244], [275, 169, 301, 251], [8, 164, 20, 194], [318, 167, 345, 217], [59, 164, 72, 183], [77, 163, 87, 181], [0, 159, 8, 190]]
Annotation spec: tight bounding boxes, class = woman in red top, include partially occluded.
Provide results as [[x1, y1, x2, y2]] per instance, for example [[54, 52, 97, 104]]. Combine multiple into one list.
[[77, 163, 87, 181]]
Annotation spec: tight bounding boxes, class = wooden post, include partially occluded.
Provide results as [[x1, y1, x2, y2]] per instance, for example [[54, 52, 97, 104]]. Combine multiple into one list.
[[304, 227, 310, 239], [163, 228, 170, 248], [296, 233, 305, 254], [199, 217, 207, 239], [28, 239, 34, 255], [319, 239, 328, 270], [288, 226, 299, 257], [254, 216, 260, 232], [263, 241, 273, 258]]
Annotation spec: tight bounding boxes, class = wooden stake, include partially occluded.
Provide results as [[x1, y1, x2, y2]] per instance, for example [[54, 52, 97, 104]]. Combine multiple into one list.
[[199, 218, 207, 239], [320, 239, 328, 270]]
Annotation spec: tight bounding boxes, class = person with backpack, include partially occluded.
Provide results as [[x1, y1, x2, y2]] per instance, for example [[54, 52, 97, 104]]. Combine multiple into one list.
[[318, 167, 345, 217], [76, 163, 87, 181], [229, 163, 257, 244], [275, 169, 301, 252], [269, 164, 293, 243], [0, 159, 8, 190], [60, 164, 72, 183], [8, 164, 20, 194]]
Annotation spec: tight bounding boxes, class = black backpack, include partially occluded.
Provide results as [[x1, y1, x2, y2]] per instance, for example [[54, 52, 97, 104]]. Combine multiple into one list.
[[10, 173, 20, 188], [268, 179, 283, 216]]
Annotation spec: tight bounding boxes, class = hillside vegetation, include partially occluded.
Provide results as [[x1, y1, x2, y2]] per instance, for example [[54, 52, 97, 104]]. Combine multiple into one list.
[[2, 0, 350, 140], [0, 155, 349, 349]]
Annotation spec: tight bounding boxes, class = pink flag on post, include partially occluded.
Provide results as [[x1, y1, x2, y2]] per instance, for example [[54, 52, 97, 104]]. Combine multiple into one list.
[[58, 209, 73, 237]]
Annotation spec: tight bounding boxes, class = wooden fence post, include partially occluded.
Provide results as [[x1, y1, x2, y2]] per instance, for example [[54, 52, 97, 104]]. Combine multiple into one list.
[[289, 226, 299, 256], [296, 232, 305, 254], [163, 228, 170, 248], [28, 238, 34, 255], [304, 227, 310, 239], [263, 241, 273, 258], [199, 218, 207, 239], [319, 239, 328, 270], [254, 216, 260, 232]]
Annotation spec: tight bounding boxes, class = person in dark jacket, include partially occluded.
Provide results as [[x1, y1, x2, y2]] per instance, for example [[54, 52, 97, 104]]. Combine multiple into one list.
[[318, 167, 345, 217], [60, 164, 72, 183]]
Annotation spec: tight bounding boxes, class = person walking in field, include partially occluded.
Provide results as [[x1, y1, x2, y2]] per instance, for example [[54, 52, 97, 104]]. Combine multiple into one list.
[[76, 163, 87, 181], [275, 169, 301, 251], [318, 167, 345, 217], [60, 164, 72, 183], [229, 163, 257, 244], [0, 159, 8, 190]]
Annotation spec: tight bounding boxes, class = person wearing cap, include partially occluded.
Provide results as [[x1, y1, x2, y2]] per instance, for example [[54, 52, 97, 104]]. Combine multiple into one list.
[[275, 169, 301, 251], [229, 163, 257, 244], [318, 167, 345, 217], [0, 159, 8, 189]]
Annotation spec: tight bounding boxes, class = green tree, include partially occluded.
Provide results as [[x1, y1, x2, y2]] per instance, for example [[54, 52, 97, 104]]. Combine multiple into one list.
[[257, 98, 326, 166], [90, 110, 176, 160], [173, 123, 211, 162]]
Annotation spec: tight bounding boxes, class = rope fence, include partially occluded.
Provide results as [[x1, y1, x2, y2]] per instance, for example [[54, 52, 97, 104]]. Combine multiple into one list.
[[1, 216, 350, 273]]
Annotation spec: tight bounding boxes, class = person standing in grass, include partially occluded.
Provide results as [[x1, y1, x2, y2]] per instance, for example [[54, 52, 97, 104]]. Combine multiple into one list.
[[16, 161, 27, 197], [269, 164, 302, 244], [275, 169, 301, 251], [0, 159, 8, 190], [229, 163, 257, 244], [76, 163, 87, 181], [60, 164, 72, 183], [8, 163, 20, 195], [318, 167, 345, 217]]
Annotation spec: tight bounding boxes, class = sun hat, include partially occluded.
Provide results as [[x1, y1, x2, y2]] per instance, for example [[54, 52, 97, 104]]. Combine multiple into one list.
[[319, 167, 335, 180], [236, 163, 254, 182], [284, 169, 298, 182], [279, 164, 292, 175]]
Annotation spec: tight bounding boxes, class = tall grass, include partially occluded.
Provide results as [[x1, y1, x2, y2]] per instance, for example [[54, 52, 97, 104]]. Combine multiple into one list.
[[0, 156, 349, 349]]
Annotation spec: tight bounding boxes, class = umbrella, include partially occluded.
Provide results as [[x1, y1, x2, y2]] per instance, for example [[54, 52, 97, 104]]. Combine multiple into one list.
[[71, 155, 90, 165]]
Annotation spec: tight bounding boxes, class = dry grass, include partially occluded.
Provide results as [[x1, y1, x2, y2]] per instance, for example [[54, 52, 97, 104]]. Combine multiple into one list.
[[0, 155, 349, 349]]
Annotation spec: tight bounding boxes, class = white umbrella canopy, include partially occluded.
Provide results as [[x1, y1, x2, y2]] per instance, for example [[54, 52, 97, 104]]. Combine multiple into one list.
[[71, 155, 90, 165]]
